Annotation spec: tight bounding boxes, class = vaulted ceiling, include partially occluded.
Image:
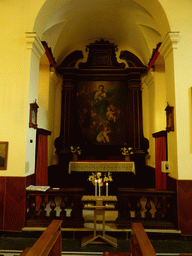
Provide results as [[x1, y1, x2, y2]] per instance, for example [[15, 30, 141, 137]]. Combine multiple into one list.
[[40, 0, 164, 67]]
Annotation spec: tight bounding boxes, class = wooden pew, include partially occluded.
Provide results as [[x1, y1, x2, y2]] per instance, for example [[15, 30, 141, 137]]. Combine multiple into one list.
[[20, 220, 63, 256], [130, 223, 156, 256], [104, 223, 156, 256]]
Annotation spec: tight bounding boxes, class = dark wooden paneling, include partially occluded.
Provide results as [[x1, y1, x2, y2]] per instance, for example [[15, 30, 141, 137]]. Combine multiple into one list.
[[0, 177, 6, 230], [177, 180, 192, 235], [167, 176, 177, 191], [26, 173, 36, 187], [4, 177, 26, 231], [0, 175, 34, 231]]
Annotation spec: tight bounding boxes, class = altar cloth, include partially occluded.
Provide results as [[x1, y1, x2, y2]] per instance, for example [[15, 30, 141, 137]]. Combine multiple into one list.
[[68, 161, 135, 174]]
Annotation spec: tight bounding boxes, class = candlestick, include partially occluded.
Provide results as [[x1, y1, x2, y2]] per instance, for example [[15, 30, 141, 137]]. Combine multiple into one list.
[[98, 179, 101, 196], [95, 179, 97, 197], [106, 182, 108, 196]]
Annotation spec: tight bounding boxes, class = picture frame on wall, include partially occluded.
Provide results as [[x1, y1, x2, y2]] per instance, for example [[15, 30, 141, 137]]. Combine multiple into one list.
[[165, 104, 174, 132], [0, 142, 8, 170], [29, 101, 39, 129]]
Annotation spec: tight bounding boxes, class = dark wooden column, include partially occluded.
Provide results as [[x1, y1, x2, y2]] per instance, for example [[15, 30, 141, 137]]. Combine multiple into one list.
[[60, 81, 76, 152], [127, 81, 144, 150], [54, 79, 77, 186]]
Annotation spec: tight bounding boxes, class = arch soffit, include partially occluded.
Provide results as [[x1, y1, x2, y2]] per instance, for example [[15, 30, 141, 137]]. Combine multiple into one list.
[[32, 0, 174, 66], [33, 0, 171, 40]]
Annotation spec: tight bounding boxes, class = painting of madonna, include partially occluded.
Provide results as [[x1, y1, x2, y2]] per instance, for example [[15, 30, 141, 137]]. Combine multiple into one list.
[[76, 81, 127, 145]]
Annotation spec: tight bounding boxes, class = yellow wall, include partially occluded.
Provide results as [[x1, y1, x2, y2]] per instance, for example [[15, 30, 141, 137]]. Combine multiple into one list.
[[1, 0, 192, 181], [0, 3, 36, 176], [142, 58, 166, 168], [159, 0, 192, 180], [0, 1, 60, 176], [47, 72, 61, 166]]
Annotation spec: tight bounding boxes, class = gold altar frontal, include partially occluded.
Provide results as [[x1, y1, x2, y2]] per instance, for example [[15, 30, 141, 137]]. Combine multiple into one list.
[[69, 161, 135, 174], [81, 196, 118, 247]]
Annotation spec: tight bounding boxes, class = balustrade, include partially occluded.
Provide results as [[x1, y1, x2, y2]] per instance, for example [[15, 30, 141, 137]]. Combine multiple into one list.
[[26, 187, 177, 230], [116, 188, 177, 229], [26, 188, 85, 228]]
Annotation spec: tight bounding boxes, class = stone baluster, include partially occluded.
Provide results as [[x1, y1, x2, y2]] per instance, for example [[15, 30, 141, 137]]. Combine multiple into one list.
[[71, 194, 83, 219], [50, 196, 57, 218], [121, 195, 131, 219], [60, 196, 66, 219], [145, 196, 152, 219], [164, 197, 172, 221], [38, 195, 47, 218], [27, 195, 36, 219], [135, 196, 142, 219], [155, 197, 163, 220]]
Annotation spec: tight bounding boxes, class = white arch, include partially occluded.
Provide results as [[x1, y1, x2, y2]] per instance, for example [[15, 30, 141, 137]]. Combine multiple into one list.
[[33, 0, 171, 65]]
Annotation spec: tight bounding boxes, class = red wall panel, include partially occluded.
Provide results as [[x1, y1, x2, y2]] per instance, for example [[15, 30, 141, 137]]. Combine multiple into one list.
[[0, 177, 6, 230], [0, 175, 35, 231], [177, 180, 192, 235]]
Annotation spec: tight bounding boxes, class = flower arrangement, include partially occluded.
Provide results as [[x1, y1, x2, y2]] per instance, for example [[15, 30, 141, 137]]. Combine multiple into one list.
[[88, 172, 113, 186], [120, 146, 133, 156], [70, 146, 81, 155], [88, 172, 113, 196]]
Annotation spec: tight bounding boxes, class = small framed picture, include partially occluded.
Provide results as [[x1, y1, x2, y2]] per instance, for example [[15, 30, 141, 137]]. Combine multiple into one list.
[[165, 104, 174, 132], [0, 142, 8, 170], [29, 101, 39, 129]]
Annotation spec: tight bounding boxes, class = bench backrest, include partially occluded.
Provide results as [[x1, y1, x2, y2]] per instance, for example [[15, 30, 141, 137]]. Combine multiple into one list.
[[130, 223, 156, 256], [20, 220, 63, 256]]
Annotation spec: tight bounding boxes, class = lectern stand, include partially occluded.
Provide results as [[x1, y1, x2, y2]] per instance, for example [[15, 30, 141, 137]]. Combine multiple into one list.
[[81, 196, 118, 247]]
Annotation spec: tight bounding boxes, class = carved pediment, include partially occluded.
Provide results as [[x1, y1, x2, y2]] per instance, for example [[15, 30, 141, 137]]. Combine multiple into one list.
[[79, 39, 125, 69]]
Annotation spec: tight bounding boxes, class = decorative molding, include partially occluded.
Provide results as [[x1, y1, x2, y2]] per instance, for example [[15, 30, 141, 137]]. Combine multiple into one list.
[[141, 70, 154, 90], [26, 32, 45, 60], [37, 128, 52, 136], [159, 32, 180, 59], [50, 72, 60, 87], [148, 43, 162, 71], [79, 39, 125, 69], [42, 41, 56, 70], [152, 130, 167, 138]]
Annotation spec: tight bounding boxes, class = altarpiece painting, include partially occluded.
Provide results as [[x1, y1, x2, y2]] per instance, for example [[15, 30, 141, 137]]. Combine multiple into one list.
[[76, 81, 127, 145]]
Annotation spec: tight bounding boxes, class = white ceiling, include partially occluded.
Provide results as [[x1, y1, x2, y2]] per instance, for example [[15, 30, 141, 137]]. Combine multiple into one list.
[[41, 0, 162, 66]]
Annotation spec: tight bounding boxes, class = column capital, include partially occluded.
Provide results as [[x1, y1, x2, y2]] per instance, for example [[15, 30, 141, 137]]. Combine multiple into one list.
[[50, 71, 60, 86], [141, 70, 155, 90], [159, 32, 180, 59], [26, 32, 45, 60]]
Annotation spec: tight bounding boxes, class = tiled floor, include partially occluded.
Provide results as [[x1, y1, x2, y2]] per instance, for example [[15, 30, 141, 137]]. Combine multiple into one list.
[[0, 209, 192, 255], [0, 226, 192, 255]]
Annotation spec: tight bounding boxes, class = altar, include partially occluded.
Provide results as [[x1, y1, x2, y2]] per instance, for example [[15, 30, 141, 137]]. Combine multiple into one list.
[[68, 161, 135, 174]]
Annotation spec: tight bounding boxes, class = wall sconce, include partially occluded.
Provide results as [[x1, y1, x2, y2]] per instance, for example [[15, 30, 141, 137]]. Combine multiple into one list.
[[161, 161, 170, 173], [29, 100, 39, 129]]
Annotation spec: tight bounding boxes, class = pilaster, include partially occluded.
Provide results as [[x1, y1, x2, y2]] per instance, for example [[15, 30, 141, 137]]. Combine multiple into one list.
[[26, 32, 45, 60], [159, 32, 180, 60]]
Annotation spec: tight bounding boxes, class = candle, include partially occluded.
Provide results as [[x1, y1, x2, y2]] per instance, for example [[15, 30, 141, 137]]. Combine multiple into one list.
[[106, 182, 108, 196], [98, 179, 101, 196], [95, 179, 97, 197]]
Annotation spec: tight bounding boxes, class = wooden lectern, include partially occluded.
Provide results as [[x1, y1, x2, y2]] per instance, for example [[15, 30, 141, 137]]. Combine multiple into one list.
[[81, 196, 118, 247]]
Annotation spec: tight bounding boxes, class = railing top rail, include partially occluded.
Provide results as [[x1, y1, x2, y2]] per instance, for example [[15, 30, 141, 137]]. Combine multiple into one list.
[[131, 223, 157, 256], [118, 188, 176, 196], [26, 187, 85, 196]]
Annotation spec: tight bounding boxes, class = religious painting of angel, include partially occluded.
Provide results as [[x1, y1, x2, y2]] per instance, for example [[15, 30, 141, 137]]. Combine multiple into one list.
[[76, 81, 127, 145]]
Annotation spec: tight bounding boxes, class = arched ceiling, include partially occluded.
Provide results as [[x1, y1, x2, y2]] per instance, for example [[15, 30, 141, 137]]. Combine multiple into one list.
[[40, 0, 164, 67]]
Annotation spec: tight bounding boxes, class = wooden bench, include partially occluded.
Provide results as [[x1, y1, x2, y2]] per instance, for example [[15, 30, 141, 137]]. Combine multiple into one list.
[[20, 220, 63, 256], [104, 223, 156, 256]]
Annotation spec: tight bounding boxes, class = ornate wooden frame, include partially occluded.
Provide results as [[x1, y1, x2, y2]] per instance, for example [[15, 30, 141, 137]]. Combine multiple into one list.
[[56, 39, 147, 155], [165, 104, 174, 132], [0, 141, 8, 170], [29, 101, 39, 129]]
